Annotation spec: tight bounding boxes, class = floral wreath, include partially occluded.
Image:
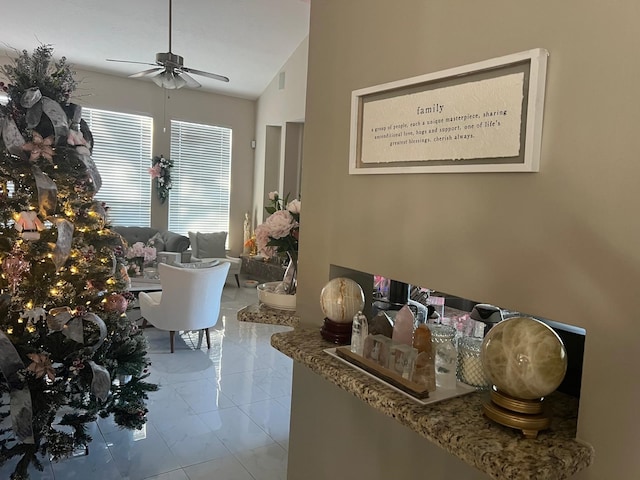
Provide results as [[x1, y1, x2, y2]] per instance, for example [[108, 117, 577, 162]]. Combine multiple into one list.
[[149, 155, 173, 204]]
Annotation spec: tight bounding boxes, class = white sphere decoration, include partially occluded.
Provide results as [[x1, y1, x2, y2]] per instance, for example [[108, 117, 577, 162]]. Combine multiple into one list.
[[481, 317, 568, 400], [319, 277, 365, 323]]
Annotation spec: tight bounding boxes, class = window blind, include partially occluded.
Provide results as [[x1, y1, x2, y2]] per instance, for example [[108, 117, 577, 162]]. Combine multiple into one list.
[[168, 120, 232, 236], [83, 108, 153, 227]]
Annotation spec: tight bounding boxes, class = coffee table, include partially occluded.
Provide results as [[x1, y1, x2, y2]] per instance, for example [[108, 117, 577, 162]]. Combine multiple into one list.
[[129, 277, 162, 293]]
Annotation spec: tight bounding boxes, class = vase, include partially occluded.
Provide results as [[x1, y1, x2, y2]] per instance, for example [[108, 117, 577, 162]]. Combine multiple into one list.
[[282, 252, 297, 295]]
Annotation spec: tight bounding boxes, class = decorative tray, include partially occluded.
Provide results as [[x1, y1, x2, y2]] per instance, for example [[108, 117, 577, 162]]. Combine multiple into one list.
[[325, 347, 476, 406]]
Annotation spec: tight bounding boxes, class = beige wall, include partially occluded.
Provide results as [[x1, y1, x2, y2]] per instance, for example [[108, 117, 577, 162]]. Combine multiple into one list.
[[293, 1, 640, 478], [3, 62, 256, 255], [253, 37, 308, 227]]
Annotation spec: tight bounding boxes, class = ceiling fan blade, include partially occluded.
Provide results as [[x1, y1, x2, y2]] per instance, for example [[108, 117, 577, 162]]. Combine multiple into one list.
[[177, 72, 201, 88], [182, 67, 230, 83], [129, 67, 164, 78], [106, 58, 159, 67]]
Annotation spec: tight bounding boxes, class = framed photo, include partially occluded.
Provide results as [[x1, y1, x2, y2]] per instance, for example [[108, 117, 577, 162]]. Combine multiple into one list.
[[349, 48, 549, 174]]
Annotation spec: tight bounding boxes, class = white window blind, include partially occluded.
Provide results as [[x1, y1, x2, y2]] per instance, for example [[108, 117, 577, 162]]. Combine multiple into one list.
[[83, 108, 153, 227], [168, 120, 232, 236]]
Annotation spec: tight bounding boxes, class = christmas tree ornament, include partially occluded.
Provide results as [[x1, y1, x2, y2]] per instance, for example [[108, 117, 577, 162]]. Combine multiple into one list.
[[20, 307, 46, 325], [103, 293, 128, 314], [2, 246, 30, 293], [14, 210, 44, 240]]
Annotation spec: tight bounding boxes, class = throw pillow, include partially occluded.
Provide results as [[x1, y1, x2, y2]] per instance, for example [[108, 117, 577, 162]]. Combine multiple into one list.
[[196, 231, 227, 258], [174, 260, 220, 269], [147, 232, 165, 252], [161, 231, 190, 252]]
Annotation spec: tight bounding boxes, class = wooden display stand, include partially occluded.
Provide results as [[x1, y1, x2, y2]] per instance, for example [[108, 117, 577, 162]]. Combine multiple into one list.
[[334, 346, 431, 400], [482, 389, 551, 439], [320, 318, 353, 344]]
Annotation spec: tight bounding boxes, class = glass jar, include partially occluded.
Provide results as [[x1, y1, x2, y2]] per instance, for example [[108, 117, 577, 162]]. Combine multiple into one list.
[[429, 324, 457, 389], [457, 336, 491, 390]]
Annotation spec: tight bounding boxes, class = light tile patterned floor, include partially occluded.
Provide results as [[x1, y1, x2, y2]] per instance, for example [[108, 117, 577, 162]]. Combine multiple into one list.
[[0, 283, 292, 480]]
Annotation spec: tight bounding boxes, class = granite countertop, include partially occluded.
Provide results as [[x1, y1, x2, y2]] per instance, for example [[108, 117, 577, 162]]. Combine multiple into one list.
[[237, 303, 300, 327], [271, 328, 594, 480]]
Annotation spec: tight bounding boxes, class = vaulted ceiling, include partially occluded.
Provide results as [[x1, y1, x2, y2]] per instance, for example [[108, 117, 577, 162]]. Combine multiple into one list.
[[1, 0, 310, 99]]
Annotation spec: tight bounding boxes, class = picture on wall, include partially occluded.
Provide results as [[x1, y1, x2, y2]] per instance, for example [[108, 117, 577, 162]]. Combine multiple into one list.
[[349, 48, 549, 174]]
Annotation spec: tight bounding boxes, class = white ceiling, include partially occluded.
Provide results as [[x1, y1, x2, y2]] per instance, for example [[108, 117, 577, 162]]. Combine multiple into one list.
[[1, 0, 310, 100]]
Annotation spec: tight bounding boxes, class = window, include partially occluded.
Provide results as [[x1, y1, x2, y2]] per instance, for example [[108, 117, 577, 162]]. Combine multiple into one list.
[[168, 120, 232, 236], [83, 108, 153, 226]]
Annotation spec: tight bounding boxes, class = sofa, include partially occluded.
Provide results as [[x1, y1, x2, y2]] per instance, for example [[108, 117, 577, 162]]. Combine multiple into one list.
[[111, 226, 190, 260], [112, 226, 241, 286]]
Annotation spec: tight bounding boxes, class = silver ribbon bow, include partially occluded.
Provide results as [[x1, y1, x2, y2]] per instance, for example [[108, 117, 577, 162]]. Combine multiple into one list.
[[47, 307, 108, 352], [0, 112, 58, 217], [47, 307, 111, 401], [32, 166, 57, 217], [52, 218, 74, 270], [0, 330, 35, 444], [87, 361, 110, 402], [20, 88, 70, 144], [0, 115, 26, 157]]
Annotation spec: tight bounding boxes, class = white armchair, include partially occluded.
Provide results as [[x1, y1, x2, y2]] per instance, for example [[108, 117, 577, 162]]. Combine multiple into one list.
[[138, 262, 230, 353]]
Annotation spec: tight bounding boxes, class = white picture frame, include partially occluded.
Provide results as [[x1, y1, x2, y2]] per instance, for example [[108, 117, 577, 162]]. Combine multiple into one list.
[[349, 48, 549, 174]]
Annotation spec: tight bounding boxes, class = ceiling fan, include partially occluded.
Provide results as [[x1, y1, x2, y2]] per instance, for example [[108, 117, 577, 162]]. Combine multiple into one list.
[[106, 0, 229, 89]]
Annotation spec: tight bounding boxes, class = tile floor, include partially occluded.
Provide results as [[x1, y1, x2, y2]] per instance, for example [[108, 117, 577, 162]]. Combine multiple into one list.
[[1, 283, 293, 480]]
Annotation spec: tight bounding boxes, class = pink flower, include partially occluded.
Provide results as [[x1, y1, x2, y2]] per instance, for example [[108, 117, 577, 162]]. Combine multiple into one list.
[[264, 210, 296, 239], [22, 132, 55, 162], [286, 199, 301, 214], [27, 353, 56, 381], [255, 224, 276, 258], [126, 242, 156, 262], [255, 191, 300, 259], [149, 164, 162, 179]]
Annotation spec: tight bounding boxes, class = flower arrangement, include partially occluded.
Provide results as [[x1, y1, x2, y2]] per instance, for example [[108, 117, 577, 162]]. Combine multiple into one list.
[[256, 191, 300, 259], [149, 155, 173, 204], [255, 191, 300, 293], [125, 241, 156, 276]]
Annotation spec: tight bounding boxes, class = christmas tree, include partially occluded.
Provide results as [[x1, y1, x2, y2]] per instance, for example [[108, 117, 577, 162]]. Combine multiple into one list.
[[0, 45, 157, 479]]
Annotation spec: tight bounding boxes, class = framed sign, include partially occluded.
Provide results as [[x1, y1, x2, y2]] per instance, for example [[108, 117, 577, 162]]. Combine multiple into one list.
[[349, 48, 549, 174]]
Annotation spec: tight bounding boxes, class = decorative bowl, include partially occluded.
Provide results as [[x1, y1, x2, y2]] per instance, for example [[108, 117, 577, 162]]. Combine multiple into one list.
[[244, 279, 259, 288], [257, 282, 296, 311]]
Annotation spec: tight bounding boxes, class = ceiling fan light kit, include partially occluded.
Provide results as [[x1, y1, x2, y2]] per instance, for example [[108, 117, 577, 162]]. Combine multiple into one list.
[[106, 0, 229, 90], [152, 70, 187, 90]]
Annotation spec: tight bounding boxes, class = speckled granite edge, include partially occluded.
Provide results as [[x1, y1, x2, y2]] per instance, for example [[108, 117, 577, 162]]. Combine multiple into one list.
[[271, 329, 594, 480], [237, 303, 300, 327]]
